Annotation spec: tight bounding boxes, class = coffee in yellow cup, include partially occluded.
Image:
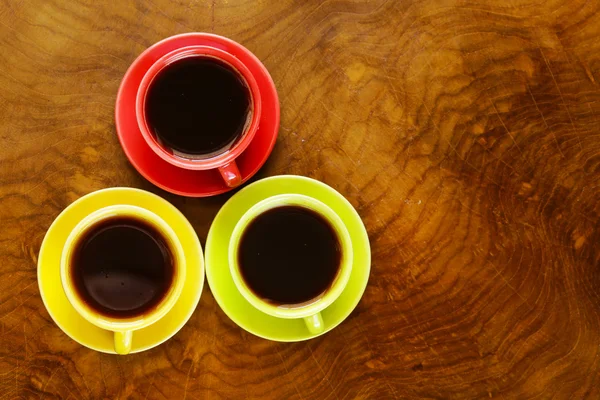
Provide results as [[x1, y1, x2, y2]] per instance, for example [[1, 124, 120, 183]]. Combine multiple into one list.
[[60, 204, 186, 354]]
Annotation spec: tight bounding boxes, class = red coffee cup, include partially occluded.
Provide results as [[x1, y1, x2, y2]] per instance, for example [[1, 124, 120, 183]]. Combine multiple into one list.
[[135, 45, 262, 187]]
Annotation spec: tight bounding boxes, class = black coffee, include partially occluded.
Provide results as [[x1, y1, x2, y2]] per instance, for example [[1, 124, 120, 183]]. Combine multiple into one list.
[[70, 217, 174, 318], [145, 56, 251, 157], [238, 206, 341, 305]]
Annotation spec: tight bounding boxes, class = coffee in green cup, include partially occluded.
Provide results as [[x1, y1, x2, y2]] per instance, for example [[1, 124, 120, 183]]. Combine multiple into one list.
[[228, 194, 353, 333]]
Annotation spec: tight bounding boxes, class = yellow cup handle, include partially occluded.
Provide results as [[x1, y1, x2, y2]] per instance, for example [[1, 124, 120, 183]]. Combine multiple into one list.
[[114, 331, 133, 355], [303, 313, 324, 334]]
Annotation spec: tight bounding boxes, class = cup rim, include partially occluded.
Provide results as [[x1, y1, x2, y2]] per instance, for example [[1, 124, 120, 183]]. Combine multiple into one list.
[[228, 194, 354, 319], [135, 45, 262, 171], [60, 205, 187, 332]]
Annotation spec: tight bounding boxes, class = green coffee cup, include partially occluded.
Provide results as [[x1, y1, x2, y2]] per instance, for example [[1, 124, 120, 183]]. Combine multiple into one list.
[[228, 194, 353, 334]]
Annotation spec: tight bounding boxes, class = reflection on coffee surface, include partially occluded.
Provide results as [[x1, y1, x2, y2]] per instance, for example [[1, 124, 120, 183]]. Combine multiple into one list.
[[70, 217, 174, 318]]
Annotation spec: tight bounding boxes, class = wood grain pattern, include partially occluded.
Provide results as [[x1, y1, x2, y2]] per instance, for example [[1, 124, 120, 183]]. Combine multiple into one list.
[[1, 0, 599, 398]]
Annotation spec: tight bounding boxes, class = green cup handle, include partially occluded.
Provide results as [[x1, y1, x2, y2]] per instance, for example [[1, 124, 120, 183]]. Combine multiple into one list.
[[114, 331, 133, 355], [303, 313, 324, 334]]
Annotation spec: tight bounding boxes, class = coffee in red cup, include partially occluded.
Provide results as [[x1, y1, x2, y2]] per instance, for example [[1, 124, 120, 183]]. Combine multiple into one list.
[[135, 45, 262, 187]]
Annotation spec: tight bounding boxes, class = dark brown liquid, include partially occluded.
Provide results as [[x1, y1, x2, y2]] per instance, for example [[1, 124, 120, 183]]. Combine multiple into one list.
[[145, 56, 251, 157], [70, 217, 174, 318], [238, 206, 341, 305]]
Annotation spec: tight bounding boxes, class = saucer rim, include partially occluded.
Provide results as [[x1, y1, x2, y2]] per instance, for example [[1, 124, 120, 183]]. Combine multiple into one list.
[[115, 32, 280, 197], [205, 175, 371, 342], [37, 187, 204, 354]]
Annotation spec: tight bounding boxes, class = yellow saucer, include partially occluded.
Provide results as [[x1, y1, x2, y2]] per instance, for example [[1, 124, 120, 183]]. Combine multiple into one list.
[[37, 187, 204, 354]]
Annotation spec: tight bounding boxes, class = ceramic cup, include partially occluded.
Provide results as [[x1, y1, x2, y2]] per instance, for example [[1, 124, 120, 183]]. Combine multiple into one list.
[[135, 45, 262, 188], [60, 205, 186, 355], [228, 194, 353, 334]]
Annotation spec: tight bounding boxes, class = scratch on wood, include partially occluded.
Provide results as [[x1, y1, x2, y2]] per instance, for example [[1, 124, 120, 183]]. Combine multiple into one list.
[[143, 373, 156, 400], [486, 260, 532, 308], [489, 99, 524, 156], [526, 84, 565, 158], [61, 382, 82, 400], [539, 46, 582, 150], [22, 325, 27, 360], [182, 361, 194, 400], [41, 367, 59, 397], [277, 350, 305, 400], [211, 0, 215, 31], [308, 344, 340, 400]]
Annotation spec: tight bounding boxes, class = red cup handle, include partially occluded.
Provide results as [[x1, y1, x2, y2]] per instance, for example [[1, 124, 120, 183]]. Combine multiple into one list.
[[218, 161, 242, 187]]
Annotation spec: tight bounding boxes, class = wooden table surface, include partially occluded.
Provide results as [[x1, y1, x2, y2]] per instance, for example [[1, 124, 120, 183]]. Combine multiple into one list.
[[1, 0, 599, 398]]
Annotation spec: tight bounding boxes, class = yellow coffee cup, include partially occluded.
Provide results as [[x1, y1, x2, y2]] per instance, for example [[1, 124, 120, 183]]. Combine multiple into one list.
[[60, 205, 186, 354], [228, 194, 353, 334]]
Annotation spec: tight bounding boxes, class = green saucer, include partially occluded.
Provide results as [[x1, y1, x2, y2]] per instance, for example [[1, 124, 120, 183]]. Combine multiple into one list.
[[205, 175, 371, 342]]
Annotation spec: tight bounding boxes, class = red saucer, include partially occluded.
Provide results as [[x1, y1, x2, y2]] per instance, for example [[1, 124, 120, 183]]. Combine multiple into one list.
[[115, 33, 280, 197]]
